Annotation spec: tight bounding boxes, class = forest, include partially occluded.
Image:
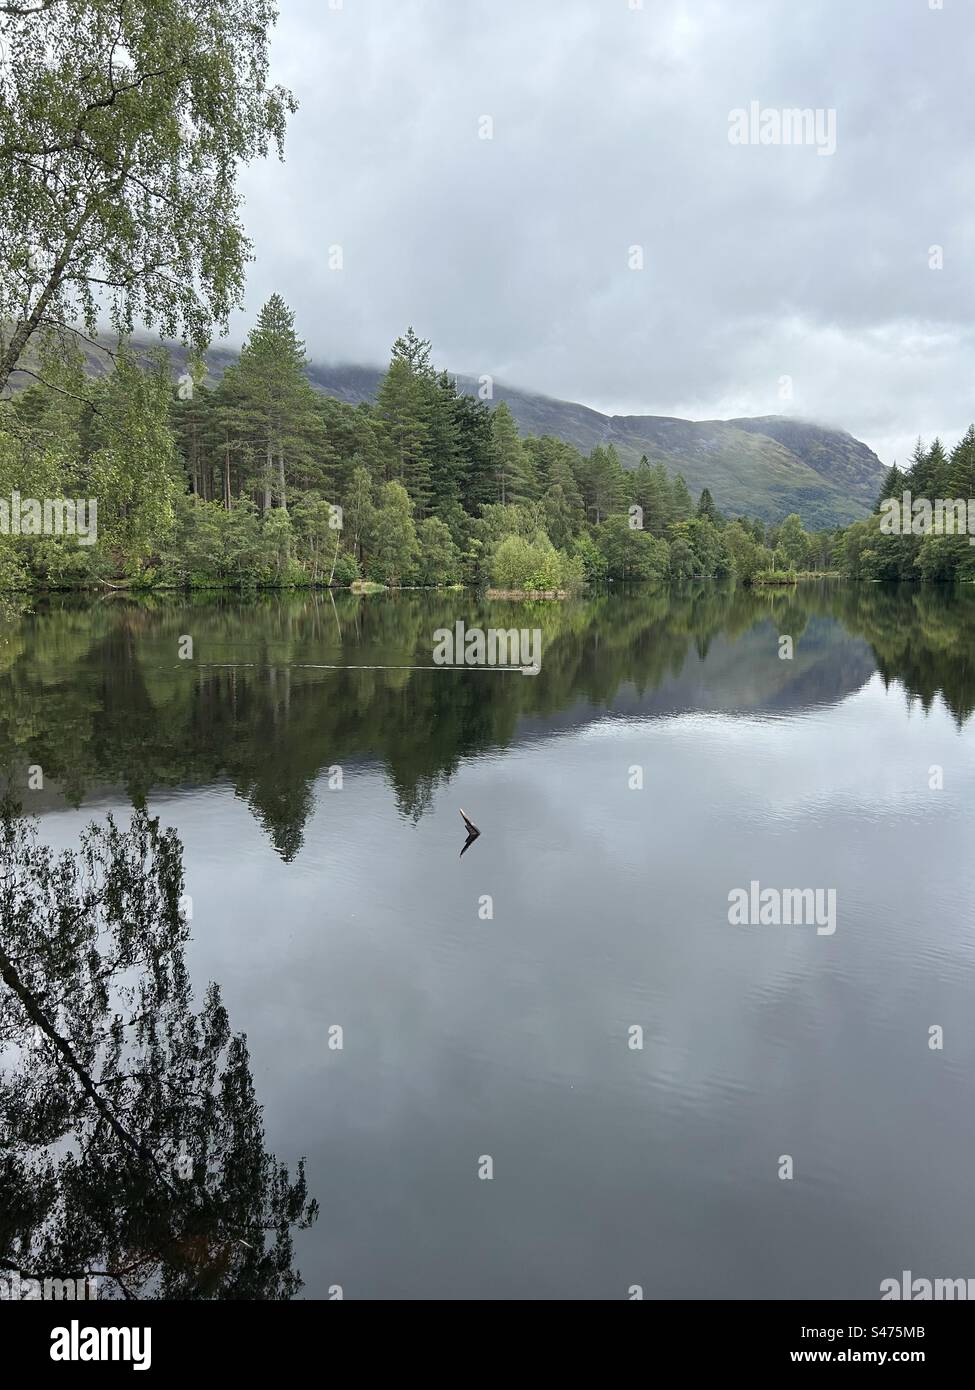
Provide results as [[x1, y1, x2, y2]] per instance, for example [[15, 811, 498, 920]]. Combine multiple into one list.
[[3, 297, 974, 594], [1, 0, 972, 596]]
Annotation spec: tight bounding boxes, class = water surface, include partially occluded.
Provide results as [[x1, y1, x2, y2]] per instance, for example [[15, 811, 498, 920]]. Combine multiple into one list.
[[2, 583, 974, 1299]]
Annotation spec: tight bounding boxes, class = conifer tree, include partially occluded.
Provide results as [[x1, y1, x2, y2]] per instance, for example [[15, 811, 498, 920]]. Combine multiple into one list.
[[905, 437, 938, 499], [925, 438, 951, 496], [670, 473, 694, 522], [696, 487, 722, 525], [640, 460, 675, 534], [171, 373, 214, 501], [233, 295, 320, 512], [426, 371, 465, 514], [947, 425, 975, 500], [525, 437, 585, 518], [454, 393, 496, 514], [490, 402, 535, 505], [376, 328, 436, 512], [875, 462, 906, 511], [583, 444, 626, 522]]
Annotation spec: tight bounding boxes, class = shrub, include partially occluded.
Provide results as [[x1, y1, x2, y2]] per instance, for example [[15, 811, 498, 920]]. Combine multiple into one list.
[[330, 550, 360, 586]]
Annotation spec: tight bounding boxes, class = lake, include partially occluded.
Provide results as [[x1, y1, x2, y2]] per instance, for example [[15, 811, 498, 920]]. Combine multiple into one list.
[[2, 582, 974, 1300]]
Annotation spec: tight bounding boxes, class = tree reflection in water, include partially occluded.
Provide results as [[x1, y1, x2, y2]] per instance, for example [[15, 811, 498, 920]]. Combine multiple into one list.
[[0, 806, 318, 1300]]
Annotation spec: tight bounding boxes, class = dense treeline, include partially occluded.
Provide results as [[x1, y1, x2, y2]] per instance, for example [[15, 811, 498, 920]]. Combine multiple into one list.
[[2, 1, 971, 594], [2, 298, 974, 590], [843, 434, 975, 582]]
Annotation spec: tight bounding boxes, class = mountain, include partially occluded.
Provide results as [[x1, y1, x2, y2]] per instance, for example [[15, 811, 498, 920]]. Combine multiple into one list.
[[595, 412, 883, 527], [297, 363, 885, 527], [11, 339, 886, 528]]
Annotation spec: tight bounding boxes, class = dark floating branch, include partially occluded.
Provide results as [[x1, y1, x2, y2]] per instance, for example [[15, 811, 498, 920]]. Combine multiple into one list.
[[459, 809, 481, 858]]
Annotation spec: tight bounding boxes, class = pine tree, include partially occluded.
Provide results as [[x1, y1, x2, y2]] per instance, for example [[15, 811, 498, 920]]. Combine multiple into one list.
[[925, 438, 951, 496], [426, 371, 464, 514], [874, 462, 906, 511], [233, 295, 320, 513], [541, 484, 576, 549], [525, 437, 585, 519], [211, 360, 262, 508], [631, 455, 654, 526], [644, 460, 674, 534], [454, 393, 496, 515], [490, 402, 536, 505], [170, 371, 214, 501], [905, 437, 935, 499], [375, 328, 436, 512], [670, 473, 694, 522], [315, 396, 386, 500], [696, 487, 722, 524], [947, 425, 975, 500], [583, 444, 626, 522]]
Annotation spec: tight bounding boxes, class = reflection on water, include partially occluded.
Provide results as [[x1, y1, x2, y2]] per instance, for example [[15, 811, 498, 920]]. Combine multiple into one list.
[[3, 582, 974, 851], [1, 582, 975, 1298], [0, 809, 318, 1300]]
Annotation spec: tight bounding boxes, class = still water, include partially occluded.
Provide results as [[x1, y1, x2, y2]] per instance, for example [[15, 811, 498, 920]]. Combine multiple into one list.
[[2, 583, 974, 1299]]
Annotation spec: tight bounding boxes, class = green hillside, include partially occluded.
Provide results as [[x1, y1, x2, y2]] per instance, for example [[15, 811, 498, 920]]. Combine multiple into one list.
[[10, 340, 885, 528], [300, 366, 886, 527]]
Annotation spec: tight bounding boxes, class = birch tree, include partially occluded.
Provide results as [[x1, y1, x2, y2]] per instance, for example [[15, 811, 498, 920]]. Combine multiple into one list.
[[0, 0, 296, 393]]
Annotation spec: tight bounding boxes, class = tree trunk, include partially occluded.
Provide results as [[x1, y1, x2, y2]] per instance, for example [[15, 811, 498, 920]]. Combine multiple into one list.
[[0, 186, 111, 394], [190, 421, 198, 495], [0, 226, 85, 393], [224, 441, 232, 511], [263, 442, 273, 514], [278, 447, 286, 510], [0, 940, 166, 1180]]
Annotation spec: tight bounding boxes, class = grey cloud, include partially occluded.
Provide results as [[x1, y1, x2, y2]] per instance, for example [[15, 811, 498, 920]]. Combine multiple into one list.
[[231, 0, 975, 465]]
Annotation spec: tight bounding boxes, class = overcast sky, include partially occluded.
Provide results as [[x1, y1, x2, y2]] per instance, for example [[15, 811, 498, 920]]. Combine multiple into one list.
[[232, 0, 975, 466]]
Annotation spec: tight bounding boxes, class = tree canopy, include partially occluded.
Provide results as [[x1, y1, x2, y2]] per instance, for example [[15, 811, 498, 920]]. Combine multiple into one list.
[[0, 0, 295, 393]]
